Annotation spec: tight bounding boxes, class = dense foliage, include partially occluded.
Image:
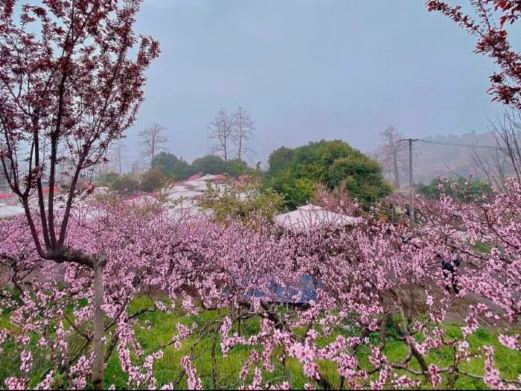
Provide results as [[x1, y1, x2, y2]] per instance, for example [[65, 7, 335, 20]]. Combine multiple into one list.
[[96, 171, 166, 194], [151, 152, 193, 181], [97, 153, 254, 194], [191, 155, 251, 177], [109, 175, 141, 195], [199, 179, 285, 224], [150, 152, 252, 179], [140, 169, 168, 193], [417, 177, 492, 203], [265, 140, 391, 209]]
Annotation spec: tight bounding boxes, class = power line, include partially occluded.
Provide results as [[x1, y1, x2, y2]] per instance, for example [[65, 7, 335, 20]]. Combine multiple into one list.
[[395, 136, 501, 225], [417, 139, 500, 150]]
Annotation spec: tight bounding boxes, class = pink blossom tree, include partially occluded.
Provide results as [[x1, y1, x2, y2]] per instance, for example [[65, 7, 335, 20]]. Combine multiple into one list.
[[0, 1, 159, 387], [426, 0, 521, 109]]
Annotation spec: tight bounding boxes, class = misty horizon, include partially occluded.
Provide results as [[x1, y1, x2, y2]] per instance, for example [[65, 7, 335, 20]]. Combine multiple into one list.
[[117, 0, 520, 169]]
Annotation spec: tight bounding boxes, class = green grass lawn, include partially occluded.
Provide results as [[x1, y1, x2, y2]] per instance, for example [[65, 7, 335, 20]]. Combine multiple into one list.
[[1, 294, 520, 389]]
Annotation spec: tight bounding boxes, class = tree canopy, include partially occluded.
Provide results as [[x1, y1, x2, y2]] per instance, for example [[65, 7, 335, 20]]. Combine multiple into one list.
[[151, 152, 193, 180], [191, 155, 251, 177], [417, 177, 492, 203], [265, 140, 391, 209], [140, 169, 168, 193]]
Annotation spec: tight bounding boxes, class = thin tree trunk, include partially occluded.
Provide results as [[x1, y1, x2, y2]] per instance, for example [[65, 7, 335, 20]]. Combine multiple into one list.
[[238, 130, 243, 161], [118, 147, 122, 175], [392, 151, 400, 188], [151, 136, 155, 167], [211, 335, 218, 389], [92, 260, 105, 390]]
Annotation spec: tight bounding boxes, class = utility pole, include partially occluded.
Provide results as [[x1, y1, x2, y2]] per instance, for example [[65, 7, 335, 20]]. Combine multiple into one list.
[[400, 138, 419, 226], [408, 138, 414, 226]]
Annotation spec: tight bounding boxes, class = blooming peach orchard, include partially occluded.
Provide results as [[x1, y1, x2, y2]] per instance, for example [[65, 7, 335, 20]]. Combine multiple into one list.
[[1, 181, 521, 389], [1, 0, 521, 389]]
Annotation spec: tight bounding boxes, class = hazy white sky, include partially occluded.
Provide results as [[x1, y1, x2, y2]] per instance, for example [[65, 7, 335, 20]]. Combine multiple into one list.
[[124, 0, 518, 166]]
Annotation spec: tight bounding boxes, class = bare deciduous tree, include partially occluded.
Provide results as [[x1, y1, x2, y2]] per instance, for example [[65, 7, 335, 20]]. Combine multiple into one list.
[[112, 140, 127, 175], [492, 110, 521, 184], [376, 127, 407, 188], [209, 109, 234, 161], [232, 106, 255, 161], [131, 159, 145, 175], [473, 110, 521, 190], [94, 140, 127, 177], [139, 123, 168, 166], [472, 144, 509, 191]]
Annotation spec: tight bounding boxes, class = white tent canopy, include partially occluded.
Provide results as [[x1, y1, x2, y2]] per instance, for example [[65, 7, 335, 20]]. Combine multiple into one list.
[[274, 204, 361, 232], [166, 190, 204, 202], [200, 174, 221, 182], [162, 200, 213, 221], [0, 205, 25, 219]]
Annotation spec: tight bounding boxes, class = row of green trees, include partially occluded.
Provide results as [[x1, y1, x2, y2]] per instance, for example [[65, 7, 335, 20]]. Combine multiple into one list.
[[96, 140, 393, 206], [148, 140, 393, 210], [96, 170, 168, 194], [97, 140, 496, 210], [95, 154, 254, 194], [151, 153, 252, 180]]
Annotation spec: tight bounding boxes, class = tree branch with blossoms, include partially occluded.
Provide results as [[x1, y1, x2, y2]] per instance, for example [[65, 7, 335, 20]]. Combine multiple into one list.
[[426, 0, 521, 109]]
